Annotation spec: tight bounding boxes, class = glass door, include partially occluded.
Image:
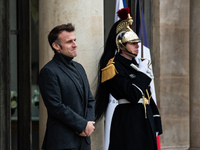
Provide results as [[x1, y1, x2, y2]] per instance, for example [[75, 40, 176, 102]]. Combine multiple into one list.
[[10, 0, 39, 149]]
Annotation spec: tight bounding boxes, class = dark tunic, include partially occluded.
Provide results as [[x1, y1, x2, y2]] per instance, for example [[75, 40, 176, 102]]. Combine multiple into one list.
[[107, 54, 162, 150]]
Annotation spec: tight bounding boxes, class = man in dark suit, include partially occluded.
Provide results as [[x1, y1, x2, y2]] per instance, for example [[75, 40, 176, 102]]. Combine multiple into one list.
[[39, 23, 95, 150]]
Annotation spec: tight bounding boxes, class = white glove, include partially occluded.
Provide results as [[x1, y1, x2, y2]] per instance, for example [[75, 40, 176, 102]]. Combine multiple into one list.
[[138, 59, 148, 73], [130, 59, 154, 79], [147, 68, 154, 78]]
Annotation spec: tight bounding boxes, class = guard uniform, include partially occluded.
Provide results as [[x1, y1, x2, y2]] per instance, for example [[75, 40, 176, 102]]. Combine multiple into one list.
[[106, 54, 162, 150]]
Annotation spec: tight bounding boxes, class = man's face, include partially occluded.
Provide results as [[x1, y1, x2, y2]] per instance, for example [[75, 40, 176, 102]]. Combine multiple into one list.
[[121, 42, 139, 59], [53, 31, 77, 58]]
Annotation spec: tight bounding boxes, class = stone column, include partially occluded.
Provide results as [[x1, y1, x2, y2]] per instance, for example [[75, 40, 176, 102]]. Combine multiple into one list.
[[39, 0, 104, 149], [153, 0, 190, 149], [189, 0, 200, 150]]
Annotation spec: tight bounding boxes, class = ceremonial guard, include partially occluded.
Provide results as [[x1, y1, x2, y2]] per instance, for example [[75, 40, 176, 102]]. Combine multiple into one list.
[[95, 8, 162, 150]]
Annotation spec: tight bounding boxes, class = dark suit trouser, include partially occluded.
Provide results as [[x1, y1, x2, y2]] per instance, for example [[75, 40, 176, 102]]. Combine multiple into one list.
[[64, 138, 91, 150]]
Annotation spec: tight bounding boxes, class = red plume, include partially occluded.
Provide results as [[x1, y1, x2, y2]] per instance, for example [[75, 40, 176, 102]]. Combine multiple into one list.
[[117, 8, 131, 20]]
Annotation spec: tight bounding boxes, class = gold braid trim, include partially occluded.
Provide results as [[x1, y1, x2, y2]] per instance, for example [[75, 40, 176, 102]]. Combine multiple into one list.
[[142, 89, 152, 118], [101, 58, 118, 83], [142, 95, 148, 118], [146, 89, 152, 104]]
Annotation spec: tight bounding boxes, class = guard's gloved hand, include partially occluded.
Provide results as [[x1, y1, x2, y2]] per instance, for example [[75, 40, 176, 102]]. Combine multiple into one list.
[[138, 59, 149, 73], [130, 59, 154, 79]]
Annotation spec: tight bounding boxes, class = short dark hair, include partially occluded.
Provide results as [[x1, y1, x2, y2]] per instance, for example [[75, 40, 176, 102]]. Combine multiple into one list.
[[48, 23, 75, 51]]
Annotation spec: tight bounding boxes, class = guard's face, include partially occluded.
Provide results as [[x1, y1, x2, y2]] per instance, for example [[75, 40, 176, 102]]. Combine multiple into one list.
[[122, 42, 139, 59], [53, 31, 77, 58]]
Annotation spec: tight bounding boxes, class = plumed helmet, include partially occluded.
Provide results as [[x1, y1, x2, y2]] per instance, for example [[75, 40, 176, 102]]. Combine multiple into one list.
[[116, 8, 141, 52]]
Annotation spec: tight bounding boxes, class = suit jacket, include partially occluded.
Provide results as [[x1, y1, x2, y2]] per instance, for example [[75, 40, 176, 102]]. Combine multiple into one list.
[[39, 52, 95, 150]]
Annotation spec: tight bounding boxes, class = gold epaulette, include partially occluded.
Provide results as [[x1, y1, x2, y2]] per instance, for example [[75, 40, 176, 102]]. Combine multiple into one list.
[[101, 58, 118, 83]]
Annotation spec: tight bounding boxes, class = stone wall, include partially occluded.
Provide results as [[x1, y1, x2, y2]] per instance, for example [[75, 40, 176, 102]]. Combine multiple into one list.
[[153, 0, 192, 149]]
